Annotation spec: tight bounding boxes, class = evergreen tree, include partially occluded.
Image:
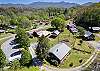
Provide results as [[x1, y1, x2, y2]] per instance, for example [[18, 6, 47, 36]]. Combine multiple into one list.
[[20, 49, 32, 66], [36, 35, 49, 60]]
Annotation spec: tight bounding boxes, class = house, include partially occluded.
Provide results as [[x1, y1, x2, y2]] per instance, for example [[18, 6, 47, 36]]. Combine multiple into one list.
[[33, 20, 50, 25], [83, 31, 95, 41], [0, 29, 5, 33], [47, 42, 71, 65], [67, 24, 78, 34], [49, 30, 60, 38], [36, 30, 51, 37], [89, 27, 100, 32]]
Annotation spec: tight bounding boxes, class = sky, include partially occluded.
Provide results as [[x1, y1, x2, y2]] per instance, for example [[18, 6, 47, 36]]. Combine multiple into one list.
[[0, 0, 100, 4]]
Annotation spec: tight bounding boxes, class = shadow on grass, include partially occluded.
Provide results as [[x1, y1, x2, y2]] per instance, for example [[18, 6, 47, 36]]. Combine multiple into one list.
[[46, 28, 57, 32]]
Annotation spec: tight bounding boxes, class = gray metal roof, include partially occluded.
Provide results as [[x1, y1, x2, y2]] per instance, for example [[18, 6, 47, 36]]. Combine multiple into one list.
[[49, 42, 71, 60], [84, 31, 92, 37], [52, 30, 60, 35]]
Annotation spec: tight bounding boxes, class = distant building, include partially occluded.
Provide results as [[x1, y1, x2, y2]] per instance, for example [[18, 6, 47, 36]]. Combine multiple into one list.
[[67, 24, 78, 34], [89, 27, 100, 32], [49, 30, 60, 38], [83, 31, 95, 41], [36, 30, 51, 37], [0, 29, 5, 33], [47, 42, 71, 65]]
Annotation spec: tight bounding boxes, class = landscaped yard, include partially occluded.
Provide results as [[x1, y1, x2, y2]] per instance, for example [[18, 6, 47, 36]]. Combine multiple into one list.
[[28, 27, 95, 68], [59, 50, 92, 68], [46, 28, 94, 68]]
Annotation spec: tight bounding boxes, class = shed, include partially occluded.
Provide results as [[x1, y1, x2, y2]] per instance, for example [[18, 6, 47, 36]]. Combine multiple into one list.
[[83, 31, 95, 40], [49, 30, 60, 38], [47, 42, 71, 65], [67, 24, 78, 34], [37, 31, 51, 37]]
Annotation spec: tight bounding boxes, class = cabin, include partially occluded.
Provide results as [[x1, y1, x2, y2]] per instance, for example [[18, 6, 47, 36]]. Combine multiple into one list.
[[89, 27, 100, 33], [47, 42, 71, 65], [49, 30, 60, 38], [83, 31, 95, 41], [33, 20, 50, 25], [67, 24, 78, 34], [36, 30, 51, 37]]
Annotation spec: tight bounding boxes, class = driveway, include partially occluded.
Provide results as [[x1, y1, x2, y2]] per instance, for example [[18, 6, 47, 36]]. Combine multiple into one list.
[[1, 37, 21, 61], [87, 41, 100, 51], [1, 36, 37, 62]]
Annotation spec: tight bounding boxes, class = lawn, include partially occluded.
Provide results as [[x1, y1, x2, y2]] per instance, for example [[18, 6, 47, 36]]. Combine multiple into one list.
[[0, 33, 12, 47], [95, 36, 100, 42], [0, 33, 12, 39], [47, 28, 94, 68], [59, 50, 92, 68], [5, 66, 40, 71], [29, 27, 95, 68], [49, 28, 71, 47], [29, 37, 38, 43]]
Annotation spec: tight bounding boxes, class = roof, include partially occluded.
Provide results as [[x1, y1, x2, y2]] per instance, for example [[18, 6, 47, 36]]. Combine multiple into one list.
[[70, 28, 78, 32], [37, 31, 51, 37], [0, 29, 5, 33], [52, 30, 60, 35], [68, 24, 76, 28], [49, 42, 71, 60], [84, 31, 92, 37], [90, 27, 100, 31]]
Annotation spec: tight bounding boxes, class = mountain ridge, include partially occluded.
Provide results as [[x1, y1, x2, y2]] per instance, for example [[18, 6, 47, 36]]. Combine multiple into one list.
[[0, 2, 94, 8]]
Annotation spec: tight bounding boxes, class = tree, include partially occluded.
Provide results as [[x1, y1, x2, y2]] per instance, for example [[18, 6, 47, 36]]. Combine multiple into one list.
[[15, 27, 30, 50], [17, 16, 32, 29], [77, 26, 85, 37], [9, 18, 18, 25], [36, 35, 49, 60], [74, 3, 100, 29], [8, 60, 21, 71], [51, 18, 65, 31], [20, 49, 32, 66], [0, 48, 6, 68]]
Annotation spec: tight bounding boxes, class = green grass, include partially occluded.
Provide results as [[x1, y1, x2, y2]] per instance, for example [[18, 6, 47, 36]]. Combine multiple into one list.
[[0, 33, 12, 39], [5, 66, 40, 71], [95, 36, 100, 42], [29, 37, 38, 43], [0, 33, 12, 47], [47, 28, 94, 68], [28, 27, 94, 68], [49, 28, 71, 47], [59, 50, 91, 68]]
